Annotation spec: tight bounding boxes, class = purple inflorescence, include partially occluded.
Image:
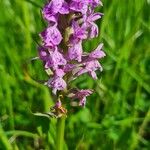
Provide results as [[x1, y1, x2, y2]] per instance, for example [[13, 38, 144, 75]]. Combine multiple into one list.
[[38, 0, 105, 108]]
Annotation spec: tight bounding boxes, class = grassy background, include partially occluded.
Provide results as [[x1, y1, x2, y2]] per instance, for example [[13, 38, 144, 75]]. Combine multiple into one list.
[[0, 0, 150, 149]]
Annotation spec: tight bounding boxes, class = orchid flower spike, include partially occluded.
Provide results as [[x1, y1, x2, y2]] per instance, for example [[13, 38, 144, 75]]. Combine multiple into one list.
[[38, 0, 105, 115]]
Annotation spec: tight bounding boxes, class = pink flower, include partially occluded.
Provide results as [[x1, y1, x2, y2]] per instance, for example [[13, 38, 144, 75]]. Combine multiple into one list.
[[38, 0, 105, 108], [69, 89, 93, 106], [40, 26, 62, 47], [89, 43, 106, 59], [44, 47, 66, 70], [68, 41, 83, 62], [47, 77, 66, 94]]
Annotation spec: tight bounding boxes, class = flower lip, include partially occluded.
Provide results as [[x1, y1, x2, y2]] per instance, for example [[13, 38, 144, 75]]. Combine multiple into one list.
[[68, 89, 93, 106], [40, 26, 62, 47]]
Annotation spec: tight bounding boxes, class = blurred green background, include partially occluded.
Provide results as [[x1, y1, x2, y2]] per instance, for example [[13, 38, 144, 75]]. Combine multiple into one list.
[[0, 0, 150, 149]]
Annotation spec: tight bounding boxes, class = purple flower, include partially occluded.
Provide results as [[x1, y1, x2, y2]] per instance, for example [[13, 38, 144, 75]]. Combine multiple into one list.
[[47, 77, 67, 94], [87, 12, 103, 22], [40, 26, 62, 47], [89, 43, 106, 59], [68, 41, 83, 62], [63, 64, 76, 73], [42, 0, 69, 23], [77, 60, 103, 79], [55, 69, 65, 77], [59, 1, 69, 14], [69, 89, 93, 106], [69, 0, 89, 14], [88, 0, 103, 8], [38, 46, 48, 61], [83, 9, 103, 38], [70, 43, 105, 79], [42, 2, 59, 23], [43, 0, 63, 15], [70, 21, 87, 44], [45, 47, 67, 69], [38, 0, 105, 109]]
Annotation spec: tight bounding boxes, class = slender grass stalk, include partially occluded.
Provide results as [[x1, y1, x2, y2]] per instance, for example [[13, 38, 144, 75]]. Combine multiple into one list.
[[21, 0, 31, 55], [56, 117, 66, 150], [0, 124, 12, 150]]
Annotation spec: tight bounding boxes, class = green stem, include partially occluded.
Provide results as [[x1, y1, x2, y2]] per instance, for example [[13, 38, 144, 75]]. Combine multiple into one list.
[[56, 117, 66, 150]]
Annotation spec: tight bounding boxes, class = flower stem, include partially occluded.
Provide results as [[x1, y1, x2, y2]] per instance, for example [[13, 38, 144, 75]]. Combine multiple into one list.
[[56, 116, 66, 150]]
